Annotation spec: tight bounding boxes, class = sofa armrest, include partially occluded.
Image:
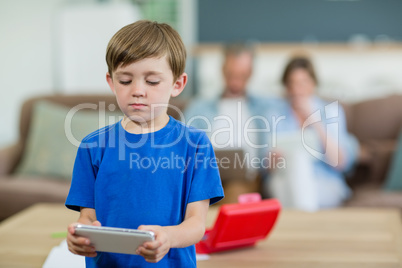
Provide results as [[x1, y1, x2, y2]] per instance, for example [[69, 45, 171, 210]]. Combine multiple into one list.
[[0, 143, 23, 175], [347, 139, 397, 189]]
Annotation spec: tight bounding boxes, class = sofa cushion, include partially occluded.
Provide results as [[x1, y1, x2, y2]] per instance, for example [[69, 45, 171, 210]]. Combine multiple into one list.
[[351, 95, 402, 141], [15, 101, 122, 180], [0, 176, 71, 220], [362, 139, 396, 185]]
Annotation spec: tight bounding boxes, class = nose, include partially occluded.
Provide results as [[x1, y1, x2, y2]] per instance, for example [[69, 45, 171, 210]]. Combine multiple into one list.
[[130, 81, 146, 97], [288, 84, 304, 97]]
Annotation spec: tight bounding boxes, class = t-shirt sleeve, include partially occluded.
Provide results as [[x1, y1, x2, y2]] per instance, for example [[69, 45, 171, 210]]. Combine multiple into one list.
[[187, 132, 224, 205], [65, 142, 97, 212]]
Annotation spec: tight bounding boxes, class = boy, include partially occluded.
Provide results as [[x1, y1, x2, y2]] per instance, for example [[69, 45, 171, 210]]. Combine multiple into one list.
[[65, 20, 224, 267]]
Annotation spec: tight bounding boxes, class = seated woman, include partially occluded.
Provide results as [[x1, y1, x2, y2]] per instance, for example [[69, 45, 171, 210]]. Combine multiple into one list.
[[264, 56, 358, 210]]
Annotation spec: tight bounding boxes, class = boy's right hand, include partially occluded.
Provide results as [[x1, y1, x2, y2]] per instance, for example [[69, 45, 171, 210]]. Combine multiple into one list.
[[67, 220, 101, 257]]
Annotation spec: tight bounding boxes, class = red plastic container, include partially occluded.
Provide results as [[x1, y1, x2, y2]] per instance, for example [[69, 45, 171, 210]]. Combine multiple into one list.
[[196, 197, 281, 254]]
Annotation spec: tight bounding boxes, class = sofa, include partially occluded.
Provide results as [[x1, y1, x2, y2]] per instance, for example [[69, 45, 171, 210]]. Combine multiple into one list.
[[342, 94, 402, 207], [0, 93, 401, 221], [0, 94, 187, 221]]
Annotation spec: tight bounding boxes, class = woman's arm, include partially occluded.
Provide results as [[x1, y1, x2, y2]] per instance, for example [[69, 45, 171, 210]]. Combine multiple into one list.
[[293, 98, 346, 170], [312, 122, 346, 170]]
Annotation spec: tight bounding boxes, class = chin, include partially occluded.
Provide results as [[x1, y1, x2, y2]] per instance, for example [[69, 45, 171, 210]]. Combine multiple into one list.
[[127, 114, 151, 124]]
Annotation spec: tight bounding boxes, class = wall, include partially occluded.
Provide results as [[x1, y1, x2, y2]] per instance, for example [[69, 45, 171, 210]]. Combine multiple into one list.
[[194, 44, 402, 103], [0, 0, 140, 147], [55, 2, 140, 93], [0, 0, 65, 147], [195, 1, 402, 101], [1, 0, 401, 146], [198, 0, 402, 43]]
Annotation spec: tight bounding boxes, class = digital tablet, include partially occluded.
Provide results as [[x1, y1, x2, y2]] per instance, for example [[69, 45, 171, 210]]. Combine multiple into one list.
[[74, 224, 155, 255]]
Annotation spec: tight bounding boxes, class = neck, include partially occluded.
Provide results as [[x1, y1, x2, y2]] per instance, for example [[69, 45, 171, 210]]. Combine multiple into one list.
[[222, 90, 246, 99], [121, 113, 170, 134]]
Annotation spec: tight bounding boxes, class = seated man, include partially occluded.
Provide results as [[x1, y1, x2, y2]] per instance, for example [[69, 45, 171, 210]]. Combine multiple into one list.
[[185, 43, 275, 203]]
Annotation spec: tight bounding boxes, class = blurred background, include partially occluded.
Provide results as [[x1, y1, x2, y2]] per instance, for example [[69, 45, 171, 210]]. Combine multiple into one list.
[[1, 1, 402, 263], [1, 0, 402, 147], [2, 0, 402, 223]]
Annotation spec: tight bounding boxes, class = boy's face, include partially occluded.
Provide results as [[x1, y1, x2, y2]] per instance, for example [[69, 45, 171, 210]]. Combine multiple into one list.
[[107, 56, 186, 128]]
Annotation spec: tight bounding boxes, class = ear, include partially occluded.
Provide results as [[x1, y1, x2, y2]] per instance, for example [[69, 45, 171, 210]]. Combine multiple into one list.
[[171, 72, 187, 98], [106, 72, 116, 95]]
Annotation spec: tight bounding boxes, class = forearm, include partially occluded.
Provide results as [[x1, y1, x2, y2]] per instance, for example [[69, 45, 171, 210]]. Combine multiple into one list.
[[136, 200, 210, 263], [164, 215, 206, 248], [164, 199, 209, 248], [78, 207, 97, 224], [314, 123, 346, 169], [67, 207, 98, 258]]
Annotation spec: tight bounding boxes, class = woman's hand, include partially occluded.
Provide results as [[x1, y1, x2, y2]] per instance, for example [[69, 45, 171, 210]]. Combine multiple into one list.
[[291, 97, 314, 123]]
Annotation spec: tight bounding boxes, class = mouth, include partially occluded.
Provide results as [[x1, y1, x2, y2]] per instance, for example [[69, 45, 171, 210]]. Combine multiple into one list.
[[129, 103, 147, 109]]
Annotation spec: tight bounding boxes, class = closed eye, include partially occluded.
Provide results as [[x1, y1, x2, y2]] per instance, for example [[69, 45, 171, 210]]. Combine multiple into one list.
[[147, 81, 160, 86], [119, 80, 131, 85]]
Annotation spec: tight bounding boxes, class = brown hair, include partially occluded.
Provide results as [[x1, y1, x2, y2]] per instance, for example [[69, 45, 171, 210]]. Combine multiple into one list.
[[281, 56, 318, 86], [223, 42, 255, 59], [106, 20, 186, 82]]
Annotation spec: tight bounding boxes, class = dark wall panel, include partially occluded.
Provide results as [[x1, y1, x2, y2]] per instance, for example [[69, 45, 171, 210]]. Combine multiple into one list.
[[198, 0, 402, 42]]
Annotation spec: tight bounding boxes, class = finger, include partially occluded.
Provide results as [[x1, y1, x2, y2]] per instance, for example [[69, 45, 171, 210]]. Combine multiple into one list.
[[137, 247, 159, 263], [137, 242, 166, 258], [69, 247, 97, 258], [67, 236, 95, 253], [68, 242, 96, 256], [137, 246, 155, 256], [138, 225, 159, 232], [69, 243, 97, 256], [67, 238, 97, 257], [138, 247, 167, 263], [67, 232, 91, 246], [92, 221, 101, 226], [144, 256, 159, 263], [142, 240, 161, 250], [68, 225, 75, 235], [67, 223, 79, 235]]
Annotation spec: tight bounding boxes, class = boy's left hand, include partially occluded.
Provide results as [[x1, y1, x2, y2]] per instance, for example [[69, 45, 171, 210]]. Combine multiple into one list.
[[136, 225, 171, 263]]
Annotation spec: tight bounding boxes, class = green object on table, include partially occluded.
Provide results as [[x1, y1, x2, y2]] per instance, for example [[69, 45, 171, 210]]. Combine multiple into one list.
[[51, 231, 68, 238]]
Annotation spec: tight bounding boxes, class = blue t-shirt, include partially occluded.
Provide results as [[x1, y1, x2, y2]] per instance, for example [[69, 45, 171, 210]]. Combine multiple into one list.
[[65, 116, 224, 268]]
